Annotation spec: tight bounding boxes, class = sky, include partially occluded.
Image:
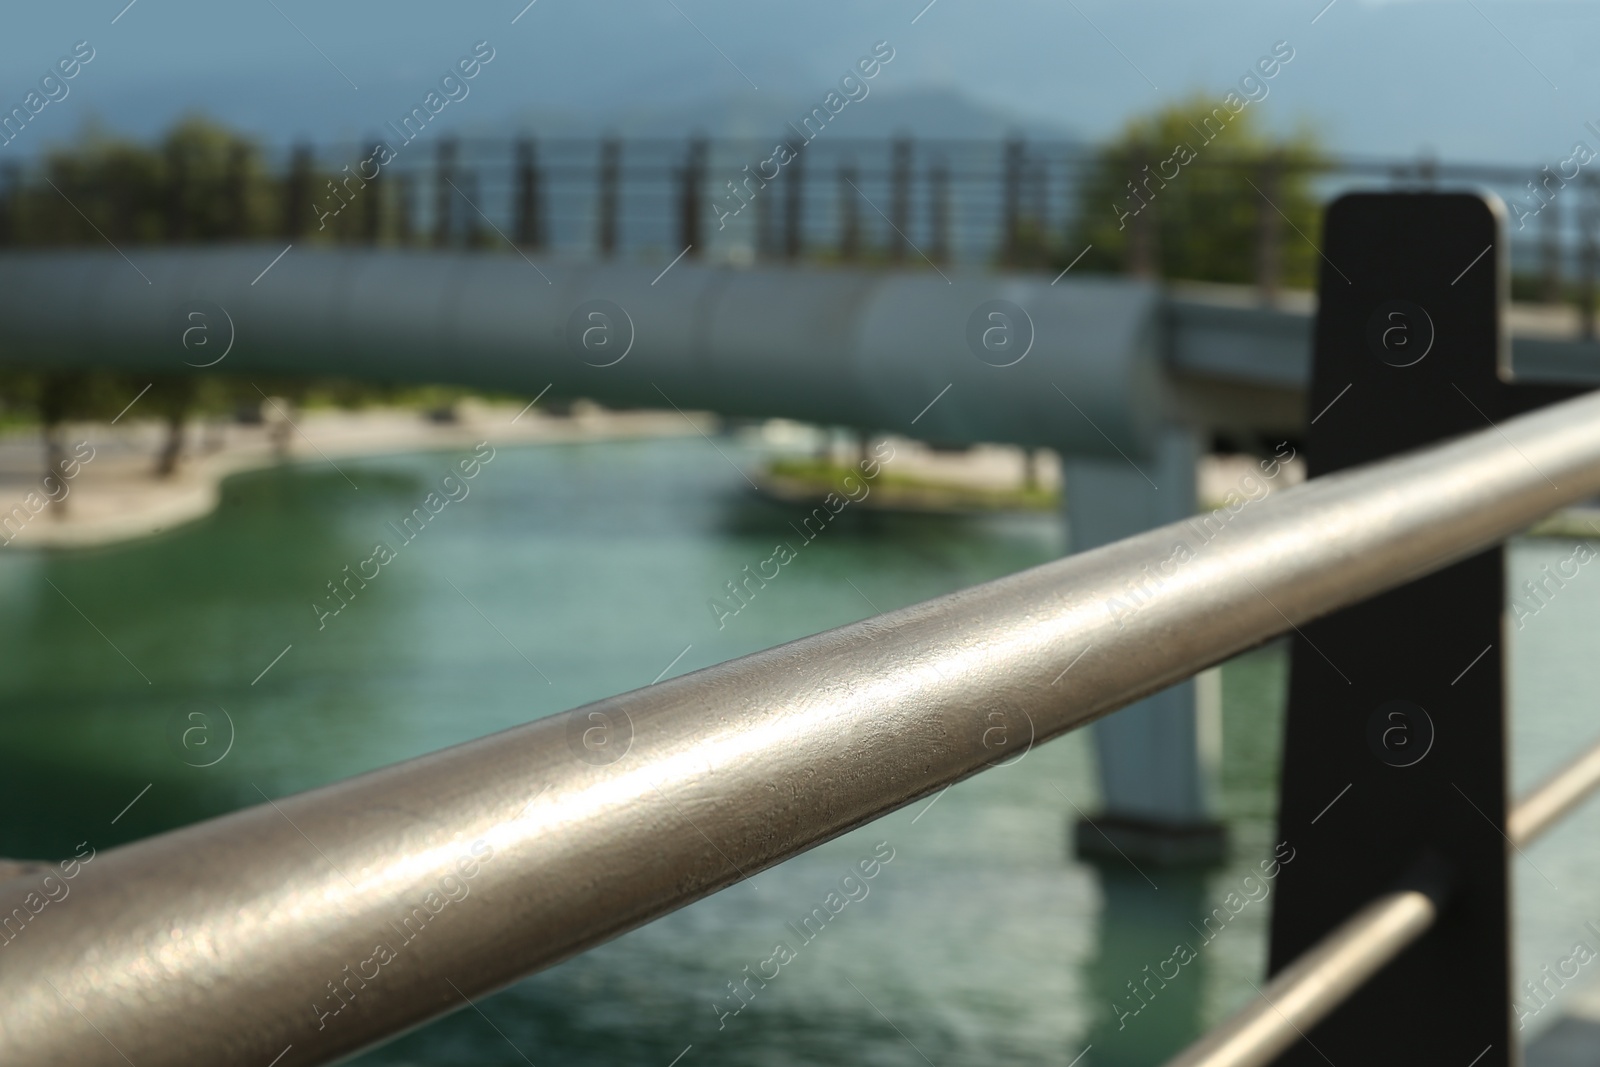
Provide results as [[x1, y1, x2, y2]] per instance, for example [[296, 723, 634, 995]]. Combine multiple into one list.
[[0, 0, 1596, 167]]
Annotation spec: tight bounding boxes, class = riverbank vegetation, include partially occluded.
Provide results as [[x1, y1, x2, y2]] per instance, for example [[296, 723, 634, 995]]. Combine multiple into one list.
[[1058, 98, 1325, 287]]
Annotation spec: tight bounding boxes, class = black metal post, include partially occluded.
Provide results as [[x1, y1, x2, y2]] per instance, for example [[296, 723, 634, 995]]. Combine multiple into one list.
[[1266, 192, 1588, 1066], [461, 171, 484, 248], [753, 169, 772, 261], [783, 140, 803, 262], [678, 135, 705, 258], [514, 137, 544, 250], [395, 171, 415, 246], [838, 160, 860, 262], [1027, 154, 1048, 266], [597, 137, 620, 258], [1001, 137, 1023, 267], [0, 164, 18, 246], [929, 156, 949, 265], [434, 136, 458, 247], [1541, 191, 1563, 305], [361, 135, 382, 245], [888, 137, 912, 263]]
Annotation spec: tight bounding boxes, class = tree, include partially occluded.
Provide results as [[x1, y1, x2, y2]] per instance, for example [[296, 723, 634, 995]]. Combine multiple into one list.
[[1062, 97, 1324, 288], [18, 116, 278, 245]]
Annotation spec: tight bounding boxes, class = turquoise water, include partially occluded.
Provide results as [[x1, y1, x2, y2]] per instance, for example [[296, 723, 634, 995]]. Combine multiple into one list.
[[2, 437, 1597, 1064]]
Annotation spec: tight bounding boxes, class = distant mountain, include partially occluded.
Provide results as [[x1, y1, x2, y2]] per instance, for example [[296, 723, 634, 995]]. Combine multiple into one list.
[[30, 81, 1074, 155], [6, 0, 1594, 169], [501, 86, 1076, 142]]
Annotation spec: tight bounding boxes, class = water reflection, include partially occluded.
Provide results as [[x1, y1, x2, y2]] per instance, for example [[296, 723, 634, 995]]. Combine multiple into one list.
[[0, 467, 430, 857], [1082, 863, 1213, 1065], [0, 440, 1354, 1066]]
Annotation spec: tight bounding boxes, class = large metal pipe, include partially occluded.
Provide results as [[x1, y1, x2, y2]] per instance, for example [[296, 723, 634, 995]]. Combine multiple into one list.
[[8, 389, 1600, 1066], [0, 247, 1163, 455], [1164, 724, 1600, 1067]]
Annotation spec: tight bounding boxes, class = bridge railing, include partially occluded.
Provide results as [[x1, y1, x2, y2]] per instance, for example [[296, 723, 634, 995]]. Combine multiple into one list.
[[1166, 740, 1600, 1067], [6, 367, 1600, 1064], [3, 135, 1598, 319]]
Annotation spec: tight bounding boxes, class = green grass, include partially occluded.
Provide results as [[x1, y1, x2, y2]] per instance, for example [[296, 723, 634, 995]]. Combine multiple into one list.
[[765, 457, 1060, 512]]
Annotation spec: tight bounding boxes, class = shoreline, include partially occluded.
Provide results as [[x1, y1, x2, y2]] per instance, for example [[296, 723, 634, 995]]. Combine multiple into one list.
[[0, 401, 713, 551], [2, 407, 1591, 551]]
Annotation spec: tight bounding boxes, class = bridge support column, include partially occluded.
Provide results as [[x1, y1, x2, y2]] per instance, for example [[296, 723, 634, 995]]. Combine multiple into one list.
[[1063, 427, 1227, 865]]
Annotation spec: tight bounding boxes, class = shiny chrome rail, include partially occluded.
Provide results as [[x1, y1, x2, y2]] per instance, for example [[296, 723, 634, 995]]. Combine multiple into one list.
[[9, 388, 1600, 1065]]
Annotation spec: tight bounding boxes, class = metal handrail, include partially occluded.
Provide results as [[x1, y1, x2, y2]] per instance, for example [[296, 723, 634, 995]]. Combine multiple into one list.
[[1165, 738, 1600, 1067], [1166, 891, 1439, 1067], [1507, 740, 1600, 847], [10, 389, 1600, 1066]]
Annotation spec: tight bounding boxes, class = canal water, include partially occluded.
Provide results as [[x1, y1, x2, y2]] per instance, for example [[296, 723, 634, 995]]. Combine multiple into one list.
[[2, 437, 1598, 1065]]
